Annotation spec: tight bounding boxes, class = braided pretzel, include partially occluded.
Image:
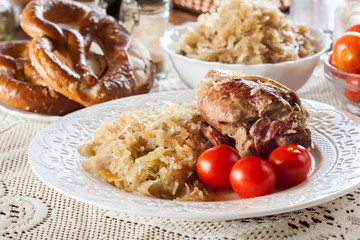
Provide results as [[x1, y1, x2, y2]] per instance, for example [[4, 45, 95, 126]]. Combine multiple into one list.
[[0, 40, 83, 115], [21, 0, 155, 107]]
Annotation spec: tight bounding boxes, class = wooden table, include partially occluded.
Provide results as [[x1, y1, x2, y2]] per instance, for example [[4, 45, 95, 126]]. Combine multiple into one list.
[[170, 6, 198, 25]]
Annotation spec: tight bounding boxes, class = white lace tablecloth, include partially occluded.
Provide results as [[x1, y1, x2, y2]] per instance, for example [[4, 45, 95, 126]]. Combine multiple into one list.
[[1, 62, 360, 240]]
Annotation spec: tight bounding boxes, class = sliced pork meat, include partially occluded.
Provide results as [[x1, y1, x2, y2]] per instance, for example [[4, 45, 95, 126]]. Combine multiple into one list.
[[196, 70, 311, 158], [200, 122, 235, 147]]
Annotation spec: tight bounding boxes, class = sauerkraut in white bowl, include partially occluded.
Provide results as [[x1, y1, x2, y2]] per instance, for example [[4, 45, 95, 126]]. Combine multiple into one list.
[[161, 0, 331, 90]]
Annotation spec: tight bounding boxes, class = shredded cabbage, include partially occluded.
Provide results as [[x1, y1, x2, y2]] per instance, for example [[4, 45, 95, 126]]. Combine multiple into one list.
[[176, 0, 317, 64], [79, 104, 212, 201]]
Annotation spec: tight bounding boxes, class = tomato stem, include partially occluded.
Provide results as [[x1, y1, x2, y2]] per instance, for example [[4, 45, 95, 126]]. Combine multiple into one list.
[[345, 52, 351, 61]]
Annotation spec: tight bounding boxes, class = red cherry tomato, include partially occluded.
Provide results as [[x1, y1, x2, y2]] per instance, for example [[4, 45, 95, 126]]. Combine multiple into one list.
[[329, 53, 336, 68], [328, 53, 348, 79], [345, 75, 360, 103], [346, 24, 360, 33], [268, 144, 312, 189], [229, 156, 276, 198], [196, 145, 240, 189], [333, 32, 360, 73]]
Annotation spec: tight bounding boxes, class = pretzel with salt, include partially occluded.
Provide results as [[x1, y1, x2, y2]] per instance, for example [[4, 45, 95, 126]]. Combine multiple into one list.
[[21, 0, 155, 107]]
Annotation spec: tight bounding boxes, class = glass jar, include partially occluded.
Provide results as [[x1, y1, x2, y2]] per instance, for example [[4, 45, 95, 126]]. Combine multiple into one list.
[[289, 0, 339, 33], [333, 0, 360, 41], [119, 0, 170, 79], [0, 0, 15, 41]]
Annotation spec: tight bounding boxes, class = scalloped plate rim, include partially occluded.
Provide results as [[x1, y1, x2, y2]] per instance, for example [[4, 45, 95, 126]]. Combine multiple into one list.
[[28, 90, 360, 221]]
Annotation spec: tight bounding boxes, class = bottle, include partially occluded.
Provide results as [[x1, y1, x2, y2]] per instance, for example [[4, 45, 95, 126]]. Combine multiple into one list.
[[119, 0, 170, 79], [334, 0, 360, 41], [0, 0, 14, 41]]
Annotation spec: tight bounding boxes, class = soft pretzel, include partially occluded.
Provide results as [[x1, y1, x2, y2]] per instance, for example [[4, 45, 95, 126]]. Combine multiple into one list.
[[0, 40, 83, 115], [21, 0, 155, 107], [20, 0, 102, 50]]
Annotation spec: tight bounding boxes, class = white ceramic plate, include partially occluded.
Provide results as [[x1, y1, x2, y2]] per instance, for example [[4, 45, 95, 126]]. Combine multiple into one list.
[[28, 90, 360, 221], [0, 101, 62, 122], [0, 82, 159, 122]]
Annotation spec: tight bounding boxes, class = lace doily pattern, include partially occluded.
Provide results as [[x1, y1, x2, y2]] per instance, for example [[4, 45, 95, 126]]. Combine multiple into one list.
[[28, 90, 360, 221], [2, 64, 360, 239], [0, 113, 51, 238]]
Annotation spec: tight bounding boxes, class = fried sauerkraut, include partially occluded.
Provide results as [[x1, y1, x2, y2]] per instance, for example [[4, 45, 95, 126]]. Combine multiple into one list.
[[79, 104, 212, 201], [176, 0, 317, 64]]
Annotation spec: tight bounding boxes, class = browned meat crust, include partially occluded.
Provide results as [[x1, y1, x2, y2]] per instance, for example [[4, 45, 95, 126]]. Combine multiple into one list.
[[196, 70, 311, 158]]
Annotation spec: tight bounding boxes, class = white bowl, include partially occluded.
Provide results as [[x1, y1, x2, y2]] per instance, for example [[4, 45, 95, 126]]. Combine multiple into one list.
[[160, 24, 331, 90]]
